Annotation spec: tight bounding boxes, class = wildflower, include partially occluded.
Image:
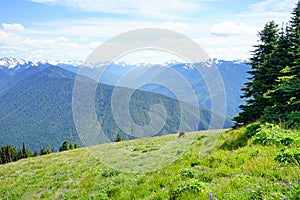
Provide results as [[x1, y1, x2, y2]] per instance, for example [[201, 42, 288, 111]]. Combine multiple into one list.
[[208, 192, 213, 200]]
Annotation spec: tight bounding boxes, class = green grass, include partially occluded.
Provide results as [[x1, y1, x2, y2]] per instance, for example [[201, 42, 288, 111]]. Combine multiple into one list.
[[0, 127, 299, 199]]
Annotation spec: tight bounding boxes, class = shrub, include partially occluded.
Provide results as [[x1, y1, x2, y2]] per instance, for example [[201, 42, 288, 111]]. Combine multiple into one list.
[[180, 168, 195, 178], [253, 123, 299, 146], [190, 160, 201, 167], [245, 122, 261, 138], [275, 148, 300, 165], [101, 168, 120, 177], [171, 179, 207, 199]]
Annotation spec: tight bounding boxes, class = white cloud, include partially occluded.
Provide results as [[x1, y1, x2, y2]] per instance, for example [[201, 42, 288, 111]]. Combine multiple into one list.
[[27, 0, 205, 19], [249, 0, 298, 12], [237, 0, 298, 27], [210, 22, 258, 36], [0, 28, 92, 61], [196, 29, 258, 60], [3, 0, 297, 62], [116, 50, 186, 65], [2, 23, 25, 32], [160, 21, 190, 33], [56, 36, 68, 43], [80, 37, 89, 41], [0, 19, 256, 62]]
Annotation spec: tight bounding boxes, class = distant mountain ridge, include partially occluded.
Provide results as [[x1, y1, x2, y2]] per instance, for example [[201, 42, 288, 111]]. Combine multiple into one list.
[[0, 62, 231, 151], [0, 57, 251, 119], [0, 57, 247, 71]]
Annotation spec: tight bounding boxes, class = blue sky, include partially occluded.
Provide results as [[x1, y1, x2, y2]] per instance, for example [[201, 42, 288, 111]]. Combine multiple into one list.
[[0, 0, 298, 62]]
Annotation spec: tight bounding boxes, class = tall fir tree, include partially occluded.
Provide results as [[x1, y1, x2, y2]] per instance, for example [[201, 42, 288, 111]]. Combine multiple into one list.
[[234, 21, 279, 125], [22, 142, 28, 159], [262, 2, 300, 122], [59, 140, 69, 152], [115, 133, 122, 142]]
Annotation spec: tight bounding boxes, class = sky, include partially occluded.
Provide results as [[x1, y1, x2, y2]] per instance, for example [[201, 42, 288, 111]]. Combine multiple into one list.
[[0, 0, 298, 63]]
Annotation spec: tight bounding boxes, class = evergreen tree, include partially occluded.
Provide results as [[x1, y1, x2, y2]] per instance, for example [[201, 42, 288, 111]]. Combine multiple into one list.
[[74, 143, 79, 149], [17, 149, 22, 160], [59, 140, 69, 152], [288, 2, 300, 63], [0, 144, 34, 164], [262, 2, 300, 122], [115, 133, 122, 142], [234, 21, 279, 125], [69, 143, 74, 149], [47, 146, 52, 154], [1, 145, 18, 164], [12, 146, 18, 161], [1, 145, 14, 163], [22, 142, 28, 159], [40, 147, 47, 155]]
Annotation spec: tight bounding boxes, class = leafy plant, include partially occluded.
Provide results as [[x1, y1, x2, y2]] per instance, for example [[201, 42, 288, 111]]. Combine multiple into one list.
[[275, 148, 300, 165], [245, 122, 261, 138], [101, 168, 120, 177], [171, 179, 207, 199], [180, 168, 195, 178], [253, 123, 299, 146]]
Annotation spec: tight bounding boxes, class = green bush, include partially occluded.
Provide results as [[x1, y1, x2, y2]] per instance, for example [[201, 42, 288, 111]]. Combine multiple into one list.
[[180, 168, 195, 178], [171, 179, 207, 199], [245, 122, 261, 138], [275, 148, 300, 165], [190, 159, 201, 167], [253, 123, 299, 146], [101, 168, 120, 177]]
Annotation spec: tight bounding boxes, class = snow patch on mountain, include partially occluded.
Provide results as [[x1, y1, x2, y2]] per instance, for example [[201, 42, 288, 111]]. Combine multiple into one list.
[[49, 60, 84, 67], [0, 57, 29, 69], [0, 57, 248, 71]]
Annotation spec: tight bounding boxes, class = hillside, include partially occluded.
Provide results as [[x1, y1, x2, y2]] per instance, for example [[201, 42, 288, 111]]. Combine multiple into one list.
[[0, 65, 231, 151], [0, 127, 299, 199]]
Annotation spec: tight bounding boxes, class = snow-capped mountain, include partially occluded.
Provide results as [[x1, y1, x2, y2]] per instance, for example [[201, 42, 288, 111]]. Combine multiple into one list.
[[0, 57, 52, 75], [0, 57, 247, 71], [0, 57, 30, 69], [0, 57, 250, 118], [49, 60, 84, 67]]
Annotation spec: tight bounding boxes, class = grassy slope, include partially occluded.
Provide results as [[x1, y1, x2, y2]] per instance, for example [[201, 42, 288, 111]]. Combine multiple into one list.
[[0, 128, 299, 200]]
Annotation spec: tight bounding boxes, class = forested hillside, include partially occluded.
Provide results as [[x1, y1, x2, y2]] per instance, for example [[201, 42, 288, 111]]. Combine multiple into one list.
[[0, 66, 230, 152]]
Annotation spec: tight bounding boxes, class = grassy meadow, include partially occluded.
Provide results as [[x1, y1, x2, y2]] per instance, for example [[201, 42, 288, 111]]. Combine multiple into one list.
[[0, 126, 299, 199]]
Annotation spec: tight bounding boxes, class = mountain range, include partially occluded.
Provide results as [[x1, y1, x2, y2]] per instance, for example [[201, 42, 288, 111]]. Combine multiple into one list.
[[56, 58, 251, 118], [0, 57, 237, 151]]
